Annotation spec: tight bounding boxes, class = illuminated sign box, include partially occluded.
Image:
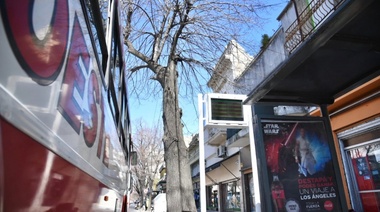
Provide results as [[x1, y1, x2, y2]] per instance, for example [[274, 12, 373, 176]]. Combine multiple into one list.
[[204, 93, 248, 128]]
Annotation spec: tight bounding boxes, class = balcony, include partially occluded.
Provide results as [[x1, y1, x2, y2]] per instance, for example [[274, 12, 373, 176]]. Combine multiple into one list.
[[245, 0, 380, 105], [188, 148, 199, 164], [284, 0, 345, 53], [226, 128, 249, 148], [206, 128, 227, 146]]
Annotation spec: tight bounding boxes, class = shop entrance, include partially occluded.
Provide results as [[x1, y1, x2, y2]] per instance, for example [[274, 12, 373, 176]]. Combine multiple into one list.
[[221, 180, 241, 211], [341, 127, 380, 211]]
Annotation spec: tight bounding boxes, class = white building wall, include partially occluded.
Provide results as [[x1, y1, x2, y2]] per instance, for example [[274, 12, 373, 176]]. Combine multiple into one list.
[[234, 28, 287, 95]]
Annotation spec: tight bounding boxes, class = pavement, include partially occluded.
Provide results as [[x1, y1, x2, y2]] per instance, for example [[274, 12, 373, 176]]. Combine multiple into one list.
[[128, 202, 218, 212], [128, 203, 150, 212]]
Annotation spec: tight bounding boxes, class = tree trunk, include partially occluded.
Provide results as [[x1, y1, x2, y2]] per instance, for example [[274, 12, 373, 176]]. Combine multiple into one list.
[[146, 180, 153, 210], [162, 62, 196, 212], [139, 180, 145, 209]]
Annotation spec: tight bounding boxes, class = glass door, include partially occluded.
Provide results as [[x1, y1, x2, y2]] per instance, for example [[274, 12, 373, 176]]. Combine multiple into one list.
[[345, 138, 380, 211], [223, 180, 241, 211]]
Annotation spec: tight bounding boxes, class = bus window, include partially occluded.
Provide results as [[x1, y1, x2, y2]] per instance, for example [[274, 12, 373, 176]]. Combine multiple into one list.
[[82, 0, 108, 74], [108, 86, 119, 123], [107, 15, 124, 126]]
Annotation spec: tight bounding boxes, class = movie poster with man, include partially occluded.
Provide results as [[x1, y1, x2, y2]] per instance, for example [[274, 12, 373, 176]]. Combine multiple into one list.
[[261, 120, 342, 212]]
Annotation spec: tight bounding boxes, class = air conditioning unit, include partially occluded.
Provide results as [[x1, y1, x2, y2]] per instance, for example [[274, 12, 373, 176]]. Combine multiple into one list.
[[217, 145, 226, 157]]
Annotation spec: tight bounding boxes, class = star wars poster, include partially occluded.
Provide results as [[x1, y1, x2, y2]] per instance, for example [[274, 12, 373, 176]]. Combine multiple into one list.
[[261, 120, 342, 212]]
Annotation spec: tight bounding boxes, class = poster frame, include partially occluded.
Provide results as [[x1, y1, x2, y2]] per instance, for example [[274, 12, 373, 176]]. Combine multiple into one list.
[[253, 111, 347, 212]]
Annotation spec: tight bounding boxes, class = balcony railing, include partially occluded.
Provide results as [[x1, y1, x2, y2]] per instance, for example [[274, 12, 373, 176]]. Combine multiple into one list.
[[189, 148, 199, 162], [285, 0, 345, 53]]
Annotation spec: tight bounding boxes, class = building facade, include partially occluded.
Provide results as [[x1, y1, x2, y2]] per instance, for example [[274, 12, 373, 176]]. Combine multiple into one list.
[[200, 0, 380, 211], [236, 0, 380, 211], [201, 40, 253, 211], [315, 76, 380, 211]]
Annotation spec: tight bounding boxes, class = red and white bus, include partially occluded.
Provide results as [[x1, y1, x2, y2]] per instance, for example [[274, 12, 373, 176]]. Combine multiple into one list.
[[0, 0, 133, 211]]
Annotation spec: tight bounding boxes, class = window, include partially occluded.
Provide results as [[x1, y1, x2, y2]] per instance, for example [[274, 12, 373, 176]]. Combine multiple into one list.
[[224, 180, 241, 211], [107, 18, 124, 124], [83, 0, 108, 73], [343, 129, 380, 211]]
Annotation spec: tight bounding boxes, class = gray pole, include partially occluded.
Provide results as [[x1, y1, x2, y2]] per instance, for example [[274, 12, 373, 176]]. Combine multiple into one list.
[[198, 94, 207, 212], [247, 105, 261, 211]]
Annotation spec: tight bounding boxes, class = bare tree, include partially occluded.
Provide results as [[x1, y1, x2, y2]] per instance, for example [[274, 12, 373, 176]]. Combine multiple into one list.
[[123, 0, 279, 211], [131, 119, 164, 210]]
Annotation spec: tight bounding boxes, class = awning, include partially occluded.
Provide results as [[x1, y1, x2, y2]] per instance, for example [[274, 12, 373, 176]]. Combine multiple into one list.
[[245, 0, 380, 105]]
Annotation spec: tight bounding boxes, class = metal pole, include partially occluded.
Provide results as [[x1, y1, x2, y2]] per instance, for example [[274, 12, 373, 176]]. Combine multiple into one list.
[[247, 106, 261, 211], [198, 94, 207, 212], [320, 104, 348, 212]]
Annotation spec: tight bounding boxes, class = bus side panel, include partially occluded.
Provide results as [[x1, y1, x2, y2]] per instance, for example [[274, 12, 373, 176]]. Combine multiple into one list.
[[0, 118, 123, 211], [0, 0, 129, 198], [0, 0, 130, 210]]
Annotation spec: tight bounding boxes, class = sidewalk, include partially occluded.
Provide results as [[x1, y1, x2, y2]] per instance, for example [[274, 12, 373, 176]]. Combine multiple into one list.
[[132, 205, 218, 212], [135, 208, 218, 212], [198, 209, 218, 212]]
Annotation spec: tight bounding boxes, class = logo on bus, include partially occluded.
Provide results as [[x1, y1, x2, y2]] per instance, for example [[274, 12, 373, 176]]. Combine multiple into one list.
[[1, 0, 105, 152]]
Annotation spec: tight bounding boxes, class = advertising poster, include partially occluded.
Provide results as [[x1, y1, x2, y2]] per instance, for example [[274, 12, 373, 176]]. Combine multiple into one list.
[[261, 120, 341, 212]]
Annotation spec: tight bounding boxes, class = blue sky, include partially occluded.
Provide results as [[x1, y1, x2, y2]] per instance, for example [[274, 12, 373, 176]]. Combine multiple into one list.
[[128, 1, 289, 136]]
